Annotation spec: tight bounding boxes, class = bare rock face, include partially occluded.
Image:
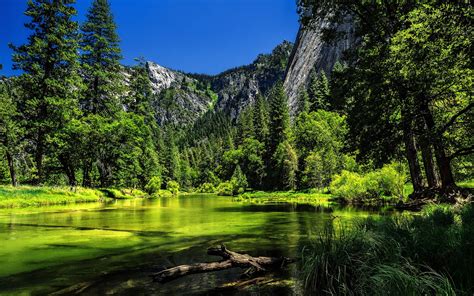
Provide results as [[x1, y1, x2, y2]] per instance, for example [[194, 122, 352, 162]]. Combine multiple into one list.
[[146, 62, 184, 93], [211, 41, 293, 119], [145, 42, 293, 126], [284, 14, 356, 115]]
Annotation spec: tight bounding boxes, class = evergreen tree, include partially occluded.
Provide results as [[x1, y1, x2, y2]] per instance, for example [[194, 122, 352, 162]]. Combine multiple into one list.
[[80, 0, 123, 115], [236, 105, 255, 145], [231, 164, 248, 194], [308, 70, 330, 111], [10, 0, 83, 184], [268, 83, 290, 155], [0, 78, 22, 186], [297, 87, 310, 115], [253, 94, 270, 145]]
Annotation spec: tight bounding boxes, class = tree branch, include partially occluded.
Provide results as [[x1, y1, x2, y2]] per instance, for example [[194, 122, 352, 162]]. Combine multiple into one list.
[[440, 102, 474, 134]]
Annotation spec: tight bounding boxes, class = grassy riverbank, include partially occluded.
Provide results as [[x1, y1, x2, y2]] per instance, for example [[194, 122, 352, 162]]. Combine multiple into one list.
[[301, 203, 474, 295], [235, 191, 333, 206], [0, 186, 107, 208]]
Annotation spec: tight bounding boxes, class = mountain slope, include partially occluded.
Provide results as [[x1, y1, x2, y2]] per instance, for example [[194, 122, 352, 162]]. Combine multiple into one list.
[[146, 41, 293, 126], [284, 14, 356, 114]]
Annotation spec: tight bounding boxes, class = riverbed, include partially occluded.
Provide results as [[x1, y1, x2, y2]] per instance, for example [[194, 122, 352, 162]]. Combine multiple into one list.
[[0, 195, 379, 295]]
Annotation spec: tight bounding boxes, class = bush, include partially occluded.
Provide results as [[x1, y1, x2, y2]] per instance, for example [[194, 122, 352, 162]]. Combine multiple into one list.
[[330, 170, 367, 200], [217, 181, 234, 196], [145, 176, 162, 194], [196, 183, 216, 193], [151, 189, 173, 198], [330, 163, 407, 202], [166, 180, 179, 195]]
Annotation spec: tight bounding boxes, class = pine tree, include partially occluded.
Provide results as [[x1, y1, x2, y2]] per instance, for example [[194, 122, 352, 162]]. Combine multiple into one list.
[[10, 0, 83, 184], [253, 94, 270, 145], [0, 78, 22, 186], [81, 0, 123, 115], [268, 83, 290, 156], [308, 70, 330, 111], [266, 83, 292, 189], [236, 105, 255, 145], [297, 87, 310, 115]]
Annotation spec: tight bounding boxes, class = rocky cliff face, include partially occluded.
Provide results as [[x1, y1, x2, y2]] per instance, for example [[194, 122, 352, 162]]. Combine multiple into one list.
[[146, 41, 293, 125], [147, 13, 355, 126], [211, 41, 293, 119], [284, 14, 356, 114]]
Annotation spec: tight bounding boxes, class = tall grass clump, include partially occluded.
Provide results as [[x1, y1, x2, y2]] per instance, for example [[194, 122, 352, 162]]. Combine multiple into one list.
[[301, 203, 474, 295]]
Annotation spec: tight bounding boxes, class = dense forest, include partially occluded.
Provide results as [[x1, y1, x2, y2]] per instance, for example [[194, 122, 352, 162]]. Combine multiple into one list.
[[1, 0, 472, 203]]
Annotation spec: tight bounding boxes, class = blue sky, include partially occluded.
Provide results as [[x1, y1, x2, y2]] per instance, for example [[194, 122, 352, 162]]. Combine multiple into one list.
[[0, 0, 299, 76]]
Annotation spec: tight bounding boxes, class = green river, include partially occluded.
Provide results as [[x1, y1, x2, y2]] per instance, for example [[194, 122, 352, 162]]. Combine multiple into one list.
[[0, 195, 379, 295]]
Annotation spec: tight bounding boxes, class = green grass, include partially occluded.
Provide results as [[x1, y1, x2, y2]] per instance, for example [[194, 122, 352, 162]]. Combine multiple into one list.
[[0, 185, 107, 208], [100, 188, 147, 199], [301, 203, 474, 295], [235, 190, 333, 206]]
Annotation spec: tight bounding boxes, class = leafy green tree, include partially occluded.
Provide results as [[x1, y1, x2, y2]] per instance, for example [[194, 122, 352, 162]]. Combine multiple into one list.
[[273, 141, 298, 190], [10, 0, 84, 184]]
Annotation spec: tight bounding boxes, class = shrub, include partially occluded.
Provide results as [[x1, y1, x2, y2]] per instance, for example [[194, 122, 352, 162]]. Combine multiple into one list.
[[151, 189, 173, 198], [145, 176, 162, 194], [196, 183, 216, 193], [217, 181, 234, 196], [330, 163, 407, 201], [330, 170, 367, 200], [166, 180, 179, 195]]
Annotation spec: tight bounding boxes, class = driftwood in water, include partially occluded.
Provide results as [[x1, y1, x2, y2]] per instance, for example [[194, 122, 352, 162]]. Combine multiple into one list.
[[152, 244, 294, 283]]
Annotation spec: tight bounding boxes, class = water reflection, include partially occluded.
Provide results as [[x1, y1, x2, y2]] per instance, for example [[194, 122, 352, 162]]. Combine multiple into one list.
[[0, 195, 377, 295]]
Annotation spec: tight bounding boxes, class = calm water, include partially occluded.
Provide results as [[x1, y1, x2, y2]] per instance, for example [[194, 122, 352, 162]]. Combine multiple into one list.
[[0, 195, 377, 295]]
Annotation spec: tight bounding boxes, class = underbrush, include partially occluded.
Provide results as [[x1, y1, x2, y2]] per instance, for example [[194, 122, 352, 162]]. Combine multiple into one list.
[[0, 185, 106, 208], [236, 191, 332, 206], [301, 203, 474, 295], [330, 163, 406, 204]]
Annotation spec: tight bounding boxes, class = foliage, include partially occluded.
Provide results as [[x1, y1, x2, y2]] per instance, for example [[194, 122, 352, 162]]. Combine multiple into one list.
[[231, 165, 248, 195], [145, 176, 162, 194], [330, 163, 407, 201], [166, 180, 180, 195], [217, 181, 234, 196], [301, 204, 474, 295], [196, 182, 216, 193]]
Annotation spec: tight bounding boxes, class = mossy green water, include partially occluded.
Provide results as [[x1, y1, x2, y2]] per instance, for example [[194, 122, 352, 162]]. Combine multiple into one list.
[[0, 195, 376, 295]]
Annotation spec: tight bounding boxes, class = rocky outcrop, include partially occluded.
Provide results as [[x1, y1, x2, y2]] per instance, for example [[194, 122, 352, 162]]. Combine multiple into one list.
[[284, 14, 356, 114], [146, 41, 293, 125], [211, 41, 293, 119]]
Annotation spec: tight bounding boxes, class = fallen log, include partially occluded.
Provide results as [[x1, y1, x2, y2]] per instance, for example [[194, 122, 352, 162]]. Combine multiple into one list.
[[152, 244, 294, 283]]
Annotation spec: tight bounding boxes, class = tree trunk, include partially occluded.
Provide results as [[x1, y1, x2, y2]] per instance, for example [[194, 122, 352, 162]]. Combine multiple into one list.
[[402, 122, 424, 194], [418, 100, 456, 191], [60, 155, 76, 188], [82, 162, 92, 187], [419, 130, 441, 189], [35, 131, 45, 185], [6, 151, 17, 187], [152, 244, 294, 283]]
